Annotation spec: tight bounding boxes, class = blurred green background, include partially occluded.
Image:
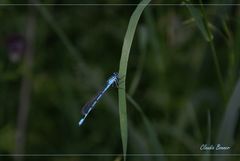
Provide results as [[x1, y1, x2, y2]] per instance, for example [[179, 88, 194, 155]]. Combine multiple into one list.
[[0, 0, 240, 161]]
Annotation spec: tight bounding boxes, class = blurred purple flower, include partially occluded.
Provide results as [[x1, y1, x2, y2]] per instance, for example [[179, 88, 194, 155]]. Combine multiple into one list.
[[6, 34, 26, 63]]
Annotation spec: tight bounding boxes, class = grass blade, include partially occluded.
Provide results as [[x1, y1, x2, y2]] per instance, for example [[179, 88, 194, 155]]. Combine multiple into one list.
[[184, 1, 213, 42], [184, 0, 225, 99], [118, 0, 151, 159], [215, 78, 240, 161]]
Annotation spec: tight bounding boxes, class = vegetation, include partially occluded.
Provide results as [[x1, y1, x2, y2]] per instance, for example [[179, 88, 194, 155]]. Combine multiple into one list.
[[0, 0, 239, 161]]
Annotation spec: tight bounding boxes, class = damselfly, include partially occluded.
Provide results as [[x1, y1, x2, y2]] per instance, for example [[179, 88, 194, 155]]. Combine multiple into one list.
[[78, 72, 119, 126]]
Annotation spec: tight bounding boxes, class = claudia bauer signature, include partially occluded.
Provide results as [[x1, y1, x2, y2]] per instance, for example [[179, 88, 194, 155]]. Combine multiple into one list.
[[200, 144, 231, 151]]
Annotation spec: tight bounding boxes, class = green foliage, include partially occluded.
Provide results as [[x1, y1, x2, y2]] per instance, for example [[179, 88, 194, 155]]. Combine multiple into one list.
[[0, 1, 239, 161], [0, 125, 15, 152]]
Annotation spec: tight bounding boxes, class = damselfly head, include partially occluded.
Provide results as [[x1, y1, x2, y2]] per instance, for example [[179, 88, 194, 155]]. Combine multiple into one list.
[[113, 72, 120, 81], [108, 72, 119, 84], [113, 72, 119, 77]]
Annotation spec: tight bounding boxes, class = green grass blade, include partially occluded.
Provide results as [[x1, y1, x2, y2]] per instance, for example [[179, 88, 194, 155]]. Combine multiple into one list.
[[184, 0, 225, 99], [184, 1, 213, 42], [215, 78, 240, 161], [118, 0, 151, 159]]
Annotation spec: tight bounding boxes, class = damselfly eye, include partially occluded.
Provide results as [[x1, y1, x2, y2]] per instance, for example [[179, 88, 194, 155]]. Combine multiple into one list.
[[113, 72, 119, 79]]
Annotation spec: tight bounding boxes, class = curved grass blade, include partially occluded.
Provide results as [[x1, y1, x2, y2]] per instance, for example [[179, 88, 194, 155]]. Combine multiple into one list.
[[118, 0, 151, 160]]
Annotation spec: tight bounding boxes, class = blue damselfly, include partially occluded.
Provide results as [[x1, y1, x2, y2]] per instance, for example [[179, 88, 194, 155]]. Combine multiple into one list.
[[78, 72, 119, 126]]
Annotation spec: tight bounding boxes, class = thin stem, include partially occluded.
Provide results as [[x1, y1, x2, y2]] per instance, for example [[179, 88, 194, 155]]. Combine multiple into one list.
[[14, 3, 36, 161], [199, 1, 226, 100]]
